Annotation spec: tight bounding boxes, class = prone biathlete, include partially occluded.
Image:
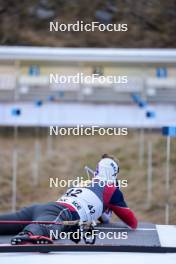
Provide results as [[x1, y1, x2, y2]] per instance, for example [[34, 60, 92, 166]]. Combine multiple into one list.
[[0, 154, 138, 245]]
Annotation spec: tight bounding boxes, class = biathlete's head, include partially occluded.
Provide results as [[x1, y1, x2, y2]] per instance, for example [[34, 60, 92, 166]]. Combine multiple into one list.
[[94, 154, 120, 182]]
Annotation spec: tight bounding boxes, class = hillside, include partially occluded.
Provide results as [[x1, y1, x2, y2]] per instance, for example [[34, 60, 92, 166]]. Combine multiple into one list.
[[0, 0, 176, 47]]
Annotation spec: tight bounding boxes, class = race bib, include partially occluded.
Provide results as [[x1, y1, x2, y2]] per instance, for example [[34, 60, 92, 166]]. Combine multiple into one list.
[[57, 187, 103, 221]]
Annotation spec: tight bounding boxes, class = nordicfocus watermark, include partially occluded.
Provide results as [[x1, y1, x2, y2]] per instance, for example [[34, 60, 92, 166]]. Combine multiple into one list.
[[49, 126, 128, 136], [49, 177, 128, 189], [50, 229, 128, 241], [50, 21, 128, 32], [49, 73, 128, 85]]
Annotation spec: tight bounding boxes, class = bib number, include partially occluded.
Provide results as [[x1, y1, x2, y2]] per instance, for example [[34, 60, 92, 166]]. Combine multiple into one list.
[[65, 188, 82, 197], [88, 204, 95, 215]]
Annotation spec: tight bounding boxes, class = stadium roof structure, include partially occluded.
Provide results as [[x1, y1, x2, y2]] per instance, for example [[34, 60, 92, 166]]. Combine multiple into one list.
[[0, 46, 176, 63]]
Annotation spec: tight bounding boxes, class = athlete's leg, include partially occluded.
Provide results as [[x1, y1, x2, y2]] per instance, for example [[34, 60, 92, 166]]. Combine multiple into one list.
[[0, 204, 39, 235], [23, 203, 79, 239]]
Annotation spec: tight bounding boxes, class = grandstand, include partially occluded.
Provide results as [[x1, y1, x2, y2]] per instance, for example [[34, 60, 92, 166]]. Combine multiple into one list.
[[0, 47, 176, 104]]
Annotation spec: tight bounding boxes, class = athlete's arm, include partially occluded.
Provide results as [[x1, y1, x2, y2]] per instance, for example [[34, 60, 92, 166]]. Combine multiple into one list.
[[104, 186, 138, 229]]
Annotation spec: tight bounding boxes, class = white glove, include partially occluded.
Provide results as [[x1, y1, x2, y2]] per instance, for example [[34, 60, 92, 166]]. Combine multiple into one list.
[[99, 209, 112, 224]]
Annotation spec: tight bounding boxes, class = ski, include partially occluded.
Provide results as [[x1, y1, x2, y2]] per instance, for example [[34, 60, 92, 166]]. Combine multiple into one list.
[[0, 243, 176, 253]]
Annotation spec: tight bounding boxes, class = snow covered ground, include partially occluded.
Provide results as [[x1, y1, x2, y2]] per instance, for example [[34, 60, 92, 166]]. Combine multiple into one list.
[[0, 251, 176, 264]]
